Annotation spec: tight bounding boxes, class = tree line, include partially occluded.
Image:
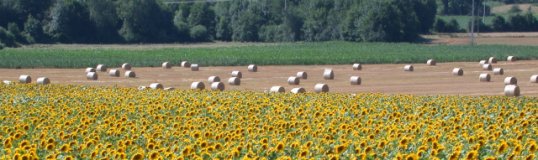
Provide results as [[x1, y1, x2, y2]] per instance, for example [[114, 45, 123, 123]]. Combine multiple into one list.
[[0, 0, 437, 48]]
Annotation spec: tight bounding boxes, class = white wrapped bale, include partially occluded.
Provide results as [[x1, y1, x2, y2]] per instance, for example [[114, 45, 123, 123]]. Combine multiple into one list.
[[19, 75, 31, 84], [488, 57, 497, 64], [504, 85, 520, 97], [291, 87, 306, 94], [427, 59, 436, 66], [208, 76, 221, 83], [531, 75, 538, 83], [181, 61, 191, 68], [479, 73, 491, 82], [479, 60, 488, 65], [504, 77, 517, 85], [96, 64, 107, 72], [122, 63, 132, 70], [507, 56, 516, 62], [287, 77, 300, 85], [353, 63, 362, 70], [125, 71, 136, 78], [191, 82, 205, 90], [323, 69, 334, 80], [3, 80, 12, 85], [162, 62, 172, 69], [86, 72, 98, 80], [191, 64, 199, 71], [109, 69, 120, 77], [404, 65, 414, 72], [482, 64, 493, 71], [493, 68, 504, 75], [36, 77, 50, 85], [314, 83, 329, 93], [296, 72, 308, 79], [138, 86, 147, 91], [231, 71, 242, 78], [350, 76, 361, 85], [269, 86, 285, 93], [149, 83, 163, 90], [452, 68, 464, 76], [228, 77, 240, 85], [248, 64, 258, 72], [85, 67, 96, 73], [211, 82, 225, 91]]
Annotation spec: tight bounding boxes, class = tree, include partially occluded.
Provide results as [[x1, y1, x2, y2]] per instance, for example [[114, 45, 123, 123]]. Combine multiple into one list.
[[44, 0, 94, 43], [87, 0, 121, 42], [414, 0, 437, 33], [492, 16, 509, 31], [117, 0, 173, 42]]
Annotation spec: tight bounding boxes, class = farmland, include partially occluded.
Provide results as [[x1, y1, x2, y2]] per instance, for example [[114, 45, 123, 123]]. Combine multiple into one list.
[[1, 42, 538, 68], [0, 84, 536, 159]]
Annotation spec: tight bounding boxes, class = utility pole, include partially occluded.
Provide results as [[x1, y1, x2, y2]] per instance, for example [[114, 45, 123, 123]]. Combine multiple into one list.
[[470, 0, 476, 45]]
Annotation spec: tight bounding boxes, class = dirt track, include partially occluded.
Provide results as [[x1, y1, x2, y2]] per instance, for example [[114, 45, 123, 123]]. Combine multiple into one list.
[[2, 60, 538, 97]]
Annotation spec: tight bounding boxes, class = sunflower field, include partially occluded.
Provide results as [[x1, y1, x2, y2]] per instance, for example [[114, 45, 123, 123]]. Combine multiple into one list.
[[0, 84, 537, 160]]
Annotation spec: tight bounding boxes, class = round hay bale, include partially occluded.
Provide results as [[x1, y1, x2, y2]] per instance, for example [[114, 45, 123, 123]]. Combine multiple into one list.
[[479, 60, 488, 65], [86, 72, 98, 80], [122, 63, 132, 70], [138, 86, 147, 91], [162, 62, 172, 69], [353, 63, 362, 70], [452, 68, 464, 76], [231, 71, 242, 78], [291, 87, 306, 94], [427, 59, 436, 66], [323, 69, 334, 80], [96, 64, 107, 72], [248, 64, 258, 72], [191, 82, 205, 90], [350, 76, 361, 85], [479, 73, 491, 82], [181, 61, 191, 68], [482, 64, 493, 71], [85, 67, 96, 73], [208, 76, 221, 83], [109, 69, 120, 77], [404, 65, 414, 72], [149, 83, 163, 90], [488, 57, 497, 64], [36, 77, 50, 85], [164, 87, 175, 91], [531, 75, 538, 83], [19, 75, 31, 84], [211, 82, 225, 91], [287, 76, 300, 85], [314, 83, 329, 93], [3, 80, 12, 85], [507, 56, 517, 62], [504, 85, 520, 97], [228, 77, 241, 85], [191, 64, 199, 71], [125, 71, 136, 78], [504, 77, 517, 85], [296, 72, 308, 79], [493, 68, 504, 75], [269, 86, 285, 93]]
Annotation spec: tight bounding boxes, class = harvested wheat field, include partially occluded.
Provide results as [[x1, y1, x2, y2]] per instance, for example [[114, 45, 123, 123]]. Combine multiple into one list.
[[2, 60, 538, 96]]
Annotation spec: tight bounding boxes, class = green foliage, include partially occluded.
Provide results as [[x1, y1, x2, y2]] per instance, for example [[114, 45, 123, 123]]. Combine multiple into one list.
[[117, 0, 173, 42], [44, 0, 93, 43], [87, 0, 121, 42], [190, 25, 209, 41], [0, 27, 17, 47], [1, 42, 538, 68], [23, 15, 42, 43], [492, 16, 509, 31]]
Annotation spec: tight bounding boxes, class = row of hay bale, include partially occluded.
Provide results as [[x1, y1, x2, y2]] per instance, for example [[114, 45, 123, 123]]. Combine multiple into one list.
[[268, 84, 329, 94], [2, 75, 51, 85], [85, 63, 136, 80], [405, 56, 532, 97]]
